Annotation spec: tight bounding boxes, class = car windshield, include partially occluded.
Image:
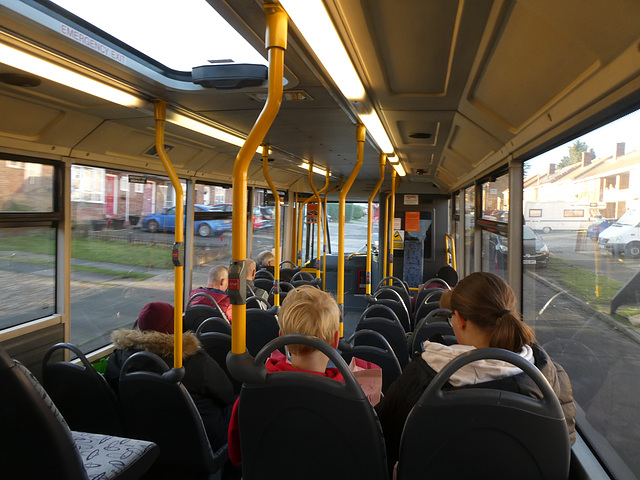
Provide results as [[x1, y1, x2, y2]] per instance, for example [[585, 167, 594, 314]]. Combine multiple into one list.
[[615, 209, 640, 226], [523, 226, 537, 240]]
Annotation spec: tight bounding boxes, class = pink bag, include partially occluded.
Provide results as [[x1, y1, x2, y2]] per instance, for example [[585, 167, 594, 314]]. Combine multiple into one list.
[[349, 357, 382, 406]]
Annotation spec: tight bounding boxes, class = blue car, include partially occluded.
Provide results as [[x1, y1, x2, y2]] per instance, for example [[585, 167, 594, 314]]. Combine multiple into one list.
[[142, 204, 231, 237], [587, 219, 615, 239]]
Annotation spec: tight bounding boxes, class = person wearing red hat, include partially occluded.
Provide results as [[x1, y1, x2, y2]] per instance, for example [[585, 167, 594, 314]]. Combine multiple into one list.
[[105, 301, 235, 451]]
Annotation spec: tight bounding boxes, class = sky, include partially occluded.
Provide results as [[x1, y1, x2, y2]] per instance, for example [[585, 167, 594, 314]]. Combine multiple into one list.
[[51, 0, 267, 70], [525, 109, 640, 177]]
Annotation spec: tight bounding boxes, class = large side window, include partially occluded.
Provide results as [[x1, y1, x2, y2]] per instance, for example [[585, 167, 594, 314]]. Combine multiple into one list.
[[522, 109, 640, 477], [0, 157, 58, 329]]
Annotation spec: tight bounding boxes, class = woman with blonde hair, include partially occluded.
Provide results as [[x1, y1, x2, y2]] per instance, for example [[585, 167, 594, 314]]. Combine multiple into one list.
[[376, 272, 575, 474]]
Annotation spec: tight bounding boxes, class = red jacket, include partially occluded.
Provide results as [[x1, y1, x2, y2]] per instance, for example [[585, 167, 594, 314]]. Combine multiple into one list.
[[228, 354, 344, 465], [188, 287, 233, 323]]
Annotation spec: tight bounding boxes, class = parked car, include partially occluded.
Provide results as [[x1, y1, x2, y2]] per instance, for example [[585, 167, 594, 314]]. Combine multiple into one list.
[[493, 225, 549, 268], [142, 204, 231, 237], [598, 209, 640, 258], [211, 203, 265, 230], [587, 218, 615, 240], [259, 207, 275, 229]]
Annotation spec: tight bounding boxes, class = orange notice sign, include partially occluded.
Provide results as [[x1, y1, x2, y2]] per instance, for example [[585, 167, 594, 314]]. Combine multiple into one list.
[[405, 211, 420, 232], [307, 203, 318, 223]]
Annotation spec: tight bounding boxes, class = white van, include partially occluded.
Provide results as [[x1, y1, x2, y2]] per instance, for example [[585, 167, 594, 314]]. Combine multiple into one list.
[[597, 209, 640, 258], [524, 201, 604, 233]]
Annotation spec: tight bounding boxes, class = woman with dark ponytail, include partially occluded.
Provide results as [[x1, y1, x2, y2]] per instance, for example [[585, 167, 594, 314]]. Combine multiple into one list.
[[375, 272, 575, 475]]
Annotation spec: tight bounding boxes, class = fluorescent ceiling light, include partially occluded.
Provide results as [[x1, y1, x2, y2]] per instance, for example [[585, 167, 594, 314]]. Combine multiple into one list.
[[359, 111, 394, 154], [387, 154, 399, 164], [392, 162, 406, 177], [0, 43, 145, 108], [280, 0, 365, 100], [166, 111, 264, 154], [300, 162, 328, 176]]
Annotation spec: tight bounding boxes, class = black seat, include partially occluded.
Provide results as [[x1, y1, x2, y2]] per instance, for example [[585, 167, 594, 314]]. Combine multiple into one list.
[[0, 347, 158, 480], [397, 348, 570, 480], [184, 292, 228, 332], [268, 281, 294, 306], [413, 301, 441, 326], [196, 331, 242, 394], [228, 334, 388, 480], [42, 342, 125, 436], [409, 314, 456, 358], [246, 308, 280, 357], [375, 276, 412, 314], [118, 351, 229, 480], [246, 295, 271, 310], [278, 261, 301, 282], [290, 270, 322, 288], [366, 291, 411, 332], [356, 315, 410, 369], [340, 329, 402, 394], [195, 316, 232, 335], [412, 285, 448, 316]]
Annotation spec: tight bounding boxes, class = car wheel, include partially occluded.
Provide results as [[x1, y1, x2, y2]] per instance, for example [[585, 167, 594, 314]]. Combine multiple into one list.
[[198, 223, 212, 237], [542, 227, 551, 234], [624, 242, 640, 259], [146, 220, 159, 233]]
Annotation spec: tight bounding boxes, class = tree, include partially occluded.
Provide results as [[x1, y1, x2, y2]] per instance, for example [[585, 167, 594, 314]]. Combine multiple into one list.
[[557, 140, 595, 169]]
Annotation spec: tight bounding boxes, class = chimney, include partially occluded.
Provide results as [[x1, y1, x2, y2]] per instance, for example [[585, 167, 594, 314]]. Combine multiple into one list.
[[614, 142, 625, 160], [581, 151, 594, 168], [548, 163, 556, 175]]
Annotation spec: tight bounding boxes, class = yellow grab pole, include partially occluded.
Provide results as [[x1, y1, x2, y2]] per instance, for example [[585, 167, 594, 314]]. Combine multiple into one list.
[[366, 154, 386, 294], [317, 171, 330, 281], [231, 5, 287, 355], [291, 194, 298, 266], [389, 169, 397, 280], [297, 191, 318, 267], [382, 190, 391, 279], [262, 145, 281, 306], [307, 162, 329, 278], [338, 124, 365, 336], [154, 100, 184, 368], [322, 176, 343, 290]]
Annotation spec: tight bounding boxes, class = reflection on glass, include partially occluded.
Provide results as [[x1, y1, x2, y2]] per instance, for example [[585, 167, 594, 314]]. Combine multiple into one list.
[[464, 187, 475, 274], [0, 161, 54, 212], [0, 227, 55, 329], [481, 174, 509, 222], [522, 110, 640, 477]]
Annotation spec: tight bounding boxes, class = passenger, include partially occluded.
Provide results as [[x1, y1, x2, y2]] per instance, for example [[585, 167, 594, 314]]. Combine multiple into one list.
[[104, 302, 235, 450], [189, 265, 233, 322], [412, 265, 458, 310], [227, 285, 343, 465], [245, 258, 268, 302], [255, 250, 275, 274], [376, 272, 576, 474]]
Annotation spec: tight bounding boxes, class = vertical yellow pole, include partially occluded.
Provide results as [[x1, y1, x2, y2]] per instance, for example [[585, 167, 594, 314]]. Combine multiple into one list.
[[366, 154, 386, 294], [154, 100, 184, 368], [292, 193, 298, 266], [297, 191, 318, 267], [318, 171, 330, 281], [322, 177, 343, 290], [262, 145, 281, 305], [308, 162, 329, 279], [338, 124, 365, 336], [389, 169, 397, 280], [231, 5, 287, 355]]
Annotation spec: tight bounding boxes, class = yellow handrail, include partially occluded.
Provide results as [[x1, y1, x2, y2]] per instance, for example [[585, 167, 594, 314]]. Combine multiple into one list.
[[262, 145, 281, 306], [382, 190, 391, 279], [308, 162, 329, 279], [366, 154, 386, 294], [445, 233, 457, 272], [231, 5, 287, 355], [322, 176, 343, 290], [389, 169, 397, 280], [346, 252, 367, 260], [154, 99, 184, 368], [337, 124, 365, 336]]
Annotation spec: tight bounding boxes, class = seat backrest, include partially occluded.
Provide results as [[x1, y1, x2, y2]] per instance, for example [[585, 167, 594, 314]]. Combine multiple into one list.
[[360, 303, 401, 325], [196, 331, 241, 394], [413, 301, 441, 326], [268, 281, 294, 305], [255, 268, 275, 281], [246, 308, 280, 357], [412, 286, 446, 316], [231, 334, 388, 480], [278, 266, 300, 282], [341, 329, 402, 393], [195, 316, 233, 336], [0, 347, 89, 479], [42, 342, 125, 436], [375, 283, 412, 315], [356, 316, 410, 368], [118, 351, 227, 475], [185, 292, 228, 331], [369, 292, 411, 332], [397, 348, 570, 480], [246, 295, 271, 310], [254, 277, 274, 292], [409, 315, 455, 357]]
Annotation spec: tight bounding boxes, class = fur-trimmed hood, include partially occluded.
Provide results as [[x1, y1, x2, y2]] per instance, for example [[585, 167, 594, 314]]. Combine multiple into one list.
[[111, 329, 201, 359]]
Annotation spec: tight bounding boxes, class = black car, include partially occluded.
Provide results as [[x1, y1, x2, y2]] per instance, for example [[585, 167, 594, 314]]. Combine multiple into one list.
[[493, 226, 549, 268]]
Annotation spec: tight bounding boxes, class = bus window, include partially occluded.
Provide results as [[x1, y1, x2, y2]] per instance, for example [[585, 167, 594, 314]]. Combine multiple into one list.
[[481, 176, 509, 222], [522, 109, 640, 476], [464, 187, 475, 274], [0, 159, 56, 329]]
